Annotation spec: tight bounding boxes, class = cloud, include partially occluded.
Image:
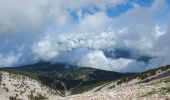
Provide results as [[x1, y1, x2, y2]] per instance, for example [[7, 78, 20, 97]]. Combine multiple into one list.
[[78, 12, 111, 32], [64, 0, 127, 11], [77, 50, 110, 70], [0, 0, 170, 72], [0, 53, 19, 67], [0, 0, 49, 35], [32, 34, 79, 61], [113, 0, 168, 27], [33, 16, 169, 72], [31, 24, 168, 72], [146, 24, 170, 69], [32, 32, 115, 61], [0, 0, 127, 35], [77, 50, 146, 72], [77, 50, 133, 71]]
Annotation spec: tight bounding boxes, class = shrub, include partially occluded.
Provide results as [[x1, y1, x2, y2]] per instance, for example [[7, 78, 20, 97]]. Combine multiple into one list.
[[29, 94, 47, 100], [33, 95, 47, 100], [0, 72, 2, 82], [9, 96, 19, 100]]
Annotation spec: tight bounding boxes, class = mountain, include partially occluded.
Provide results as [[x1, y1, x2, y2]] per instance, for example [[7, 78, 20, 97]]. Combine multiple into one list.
[[1, 62, 131, 95], [62, 64, 170, 100], [1, 63, 170, 100]]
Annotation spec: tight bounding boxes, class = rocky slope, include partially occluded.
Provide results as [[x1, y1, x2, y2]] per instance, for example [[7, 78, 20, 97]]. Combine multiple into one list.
[[3, 62, 129, 95], [60, 66, 170, 100], [61, 78, 170, 100], [0, 64, 170, 100], [0, 71, 59, 100]]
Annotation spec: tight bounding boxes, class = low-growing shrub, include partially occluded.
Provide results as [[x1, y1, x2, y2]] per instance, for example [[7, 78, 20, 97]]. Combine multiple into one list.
[[0, 72, 2, 82]]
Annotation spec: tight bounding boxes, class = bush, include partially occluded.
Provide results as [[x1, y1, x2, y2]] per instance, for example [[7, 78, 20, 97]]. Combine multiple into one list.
[[33, 95, 47, 100], [9, 96, 19, 100], [31, 94, 47, 100], [0, 72, 2, 82]]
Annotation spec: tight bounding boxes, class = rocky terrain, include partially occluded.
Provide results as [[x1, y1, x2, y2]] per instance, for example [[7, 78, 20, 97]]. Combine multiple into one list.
[[61, 79, 170, 100], [2, 62, 129, 95], [0, 71, 58, 100], [0, 64, 170, 100], [60, 68, 170, 100]]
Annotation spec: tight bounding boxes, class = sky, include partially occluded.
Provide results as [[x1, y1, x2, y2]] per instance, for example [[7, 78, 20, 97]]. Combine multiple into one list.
[[0, 0, 170, 72]]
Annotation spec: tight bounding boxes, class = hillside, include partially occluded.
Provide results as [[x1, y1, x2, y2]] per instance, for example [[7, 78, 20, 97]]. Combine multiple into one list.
[[1, 62, 130, 95], [62, 64, 170, 100], [0, 71, 58, 100], [0, 63, 170, 100]]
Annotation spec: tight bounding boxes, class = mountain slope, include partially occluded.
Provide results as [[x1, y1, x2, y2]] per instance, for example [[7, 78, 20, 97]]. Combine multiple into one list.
[[62, 64, 170, 100], [0, 71, 58, 100], [1, 62, 131, 95], [0, 63, 170, 100]]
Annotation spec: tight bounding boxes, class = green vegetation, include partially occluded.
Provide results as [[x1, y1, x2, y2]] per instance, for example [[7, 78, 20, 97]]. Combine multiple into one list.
[[0, 68, 117, 95], [157, 77, 170, 83], [159, 87, 170, 95], [0, 69, 40, 81], [2, 62, 170, 95], [5, 87, 9, 92], [0, 62, 128, 95], [71, 80, 111, 94], [143, 87, 170, 97], [0, 72, 2, 82], [29, 94, 47, 100], [109, 85, 115, 89], [117, 64, 170, 85], [143, 89, 157, 96], [94, 82, 111, 92], [9, 96, 20, 100]]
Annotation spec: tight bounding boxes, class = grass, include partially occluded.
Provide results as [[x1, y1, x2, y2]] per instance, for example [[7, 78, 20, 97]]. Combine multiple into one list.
[[94, 82, 111, 92], [159, 87, 170, 95], [117, 64, 170, 85], [157, 77, 170, 83], [143, 89, 157, 96], [71, 80, 111, 94], [143, 87, 170, 97]]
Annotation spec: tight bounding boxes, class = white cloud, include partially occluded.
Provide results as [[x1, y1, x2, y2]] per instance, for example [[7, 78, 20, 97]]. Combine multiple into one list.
[[113, 0, 168, 27], [32, 34, 79, 61], [78, 12, 111, 32], [0, 0, 170, 72], [77, 50, 109, 70], [0, 0, 48, 35], [32, 32, 116, 61], [0, 0, 127, 35], [77, 50, 146, 72], [31, 23, 170, 72], [0, 52, 22, 67]]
